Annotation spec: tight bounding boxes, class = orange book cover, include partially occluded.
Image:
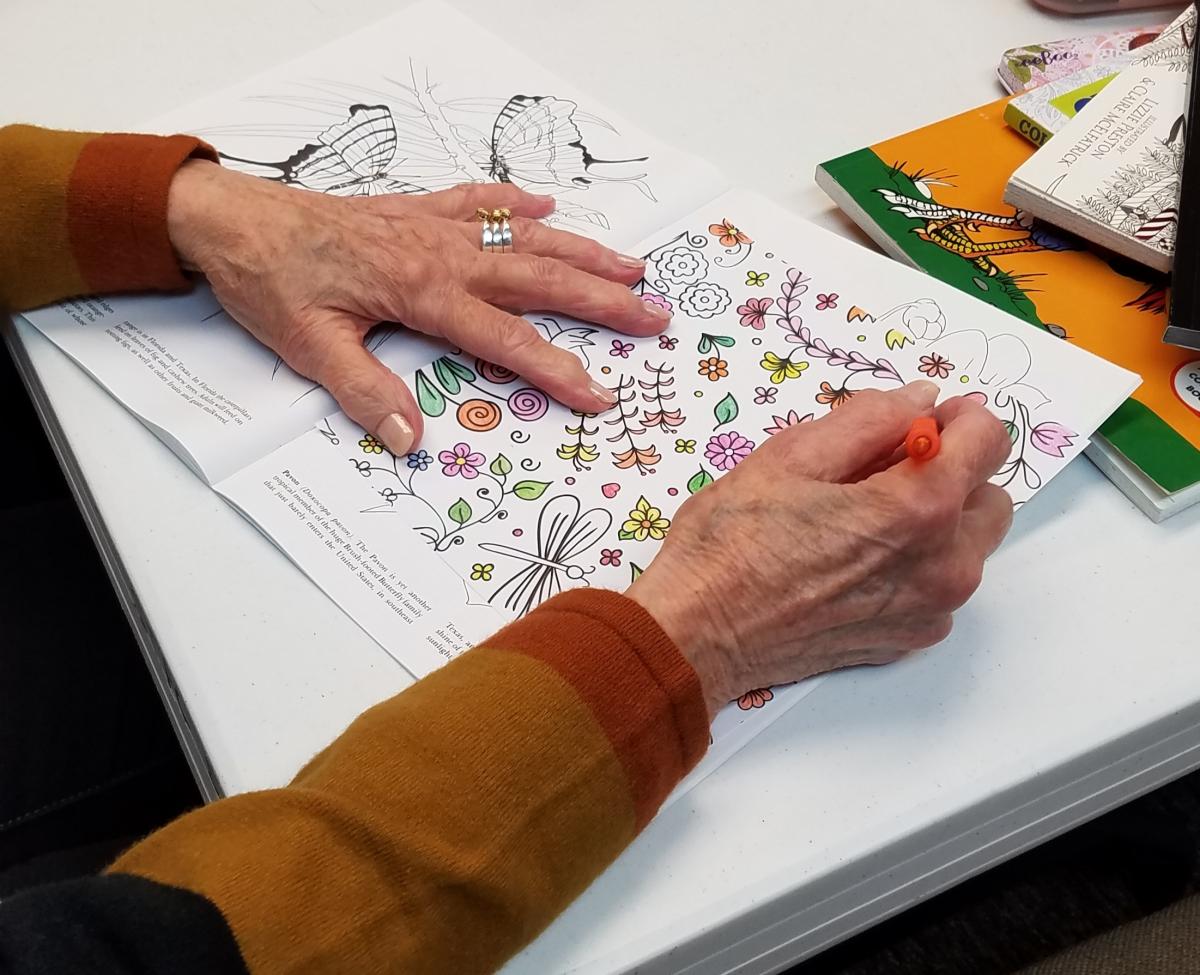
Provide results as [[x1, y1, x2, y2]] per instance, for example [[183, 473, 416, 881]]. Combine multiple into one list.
[[818, 96, 1200, 496]]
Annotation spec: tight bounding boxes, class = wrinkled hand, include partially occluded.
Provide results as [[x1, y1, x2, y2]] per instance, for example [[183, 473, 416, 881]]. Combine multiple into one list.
[[166, 161, 668, 454], [628, 382, 1014, 718]]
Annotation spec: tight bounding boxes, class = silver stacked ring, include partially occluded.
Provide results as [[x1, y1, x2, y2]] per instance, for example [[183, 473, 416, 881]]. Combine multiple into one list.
[[477, 208, 513, 254]]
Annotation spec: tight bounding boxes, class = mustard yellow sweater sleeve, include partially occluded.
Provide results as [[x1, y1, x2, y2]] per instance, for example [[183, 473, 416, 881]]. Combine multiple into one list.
[[0, 124, 216, 311]]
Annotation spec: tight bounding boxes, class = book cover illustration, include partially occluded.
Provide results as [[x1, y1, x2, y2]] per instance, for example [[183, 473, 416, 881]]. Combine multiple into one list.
[[999, 25, 1163, 94]]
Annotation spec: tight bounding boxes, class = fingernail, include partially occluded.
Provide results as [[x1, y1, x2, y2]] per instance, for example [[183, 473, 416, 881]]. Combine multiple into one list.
[[645, 303, 672, 322], [617, 253, 645, 270], [904, 380, 940, 403], [376, 413, 414, 455], [531, 193, 556, 207], [589, 381, 617, 406]]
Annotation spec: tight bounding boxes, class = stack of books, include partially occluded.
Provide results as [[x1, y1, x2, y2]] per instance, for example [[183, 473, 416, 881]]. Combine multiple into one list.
[[816, 6, 1200, 522]]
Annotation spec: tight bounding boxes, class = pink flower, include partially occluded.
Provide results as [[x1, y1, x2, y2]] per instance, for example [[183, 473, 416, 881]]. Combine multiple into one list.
[[918, 353, 954, 379], [610, 340, 635, 358], [658, 335, 678, 350], [753, 385, 777, 405], [737, 687, 774, 710], [1030, 421, 1077, 458], [736, 296, 774, 329], [642, 293, 673, 313], [763, 410, 814, 436], [705, 431, 755, 471], [439, 442, 485, 479], [816, 293, 839, 311], [600, 548, 622, 567]]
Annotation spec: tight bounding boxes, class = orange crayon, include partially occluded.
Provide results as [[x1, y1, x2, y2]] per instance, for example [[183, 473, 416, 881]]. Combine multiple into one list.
[[905, 416, 941, 462]]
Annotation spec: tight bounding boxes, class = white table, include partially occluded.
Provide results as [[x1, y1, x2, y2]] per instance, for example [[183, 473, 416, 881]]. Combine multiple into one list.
[[5, 1, 1197, 972]]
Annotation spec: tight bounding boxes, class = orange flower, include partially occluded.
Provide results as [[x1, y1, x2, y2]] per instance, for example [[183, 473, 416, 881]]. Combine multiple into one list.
[[816, 381, 857, 410], [737, 687, 774, 710], [697, 356, 729, 381], [708, 219, 752, 248]]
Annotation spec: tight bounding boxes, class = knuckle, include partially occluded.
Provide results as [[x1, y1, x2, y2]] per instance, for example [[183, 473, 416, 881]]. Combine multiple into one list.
[[910, 616, 954, 650], [931, 558, 983, 610]]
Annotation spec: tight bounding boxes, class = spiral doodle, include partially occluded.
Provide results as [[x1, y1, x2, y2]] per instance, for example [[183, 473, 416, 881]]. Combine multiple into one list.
[[456, 398, 502, 432], [510, 430, 530, 444], [507, 387, 549, 422], [520, 458, 542, 472], [477, 359, 518, 385]]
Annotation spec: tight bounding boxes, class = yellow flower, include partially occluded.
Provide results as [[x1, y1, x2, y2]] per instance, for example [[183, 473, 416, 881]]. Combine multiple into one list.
[[675, 438, 697, 454], [359, 434, 384, 454], [470, 563, 493, 581], [621, 496, 671, 541], [745, 270, 769, 287], [759, 352, 808, 385]]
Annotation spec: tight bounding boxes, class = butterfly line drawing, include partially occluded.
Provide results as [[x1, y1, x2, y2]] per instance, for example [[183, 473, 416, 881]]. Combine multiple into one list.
[[209, 63, 656, 224], [480, 494, 611, 617]]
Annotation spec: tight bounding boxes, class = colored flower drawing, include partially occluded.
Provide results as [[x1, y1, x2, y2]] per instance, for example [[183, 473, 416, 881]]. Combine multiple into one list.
[[621, 497, 671, 541], [698, 356, 729, 381], [679, 280, 732, 319], [737, 296, 773, 330], [659, 335, 678, 350], [709, 219, 752, 248], [816, 382, 857, 409], [760, 351, 808, 384], [675, 438, 697, 453], [651, 244, 708, 286], [746, 270, 769, 287], [705, 431, 755, 471], [610, 339, 635, 358], [642, 293, 673, 313], [816, 293, 839, 310], [470, 563, 494, 582], [1030, 421, 1077, 458], [406, 449, 433, 471], [753, 386, 777, 405], [359, 434, 385, 454], [764, 410, 814, 436], [737, 687, 774, 710], [600, 548, 622, 567], [918, 353, 955, 379], [439, 442, 484, 478]]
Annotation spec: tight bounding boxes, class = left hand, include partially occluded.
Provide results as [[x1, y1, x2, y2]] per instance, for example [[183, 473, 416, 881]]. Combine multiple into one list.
[[166, 161, 667, 454]]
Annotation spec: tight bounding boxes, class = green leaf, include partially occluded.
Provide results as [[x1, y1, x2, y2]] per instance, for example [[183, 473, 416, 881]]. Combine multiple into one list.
[[630, 563, 644, 582], [713, 392, 738, 429], [489, 453, 513, 477], [697, 334, 713, 355], [415, 370, 446, 417], [617, 528, 637, 541], [448, 497, 472, 525], [444, 358, 476, 382], [687, 468, 714, 495], [513, 480, 551, 500], [710, 334, 736, 348], [1004, 421, 1019, 444], [433, 358, 461, 395]]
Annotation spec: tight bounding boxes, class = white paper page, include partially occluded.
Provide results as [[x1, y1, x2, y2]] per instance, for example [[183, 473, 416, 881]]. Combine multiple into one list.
[[216, 188, 1136, 797], [21, 0, 726, 484]]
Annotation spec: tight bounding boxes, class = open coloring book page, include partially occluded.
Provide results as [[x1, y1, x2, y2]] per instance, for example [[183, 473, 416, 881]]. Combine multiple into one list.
[[216, 188, 1137, 798], [20, 0, 725, 484]]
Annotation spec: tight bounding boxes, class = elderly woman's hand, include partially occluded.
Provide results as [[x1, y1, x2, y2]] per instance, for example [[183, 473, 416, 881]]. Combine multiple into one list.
[[166, 160, 666, 455], [628, 382, 1014, 717]]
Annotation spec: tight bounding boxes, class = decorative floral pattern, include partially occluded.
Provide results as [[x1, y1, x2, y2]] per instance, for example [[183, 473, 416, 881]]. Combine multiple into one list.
[[763, 410, 814, 436], [599, 548, 622, 567], [737, 296, 773, 330], [658, 335, 678, 350], [621, 497, 671, 541], [470, 563, 494, 582], [406, 449, 433, 471], [705, 431, 755, 471], [753, 386, 777, 405], [815, 293, 839, 310], [709, 219, 752, 248], [642, 293, 673, 314], [439, 442, 485, 479], [675, 438, 697, 453], [745, 270, 769, 287], [737, 687, 774, 710], [698, 356, 729, 381], [1030, 421, 1077, 458], [359, 434, 385, 455], [679, 280, 732, 319], [651, 244, 708, 286], [816, 382, 856, 409], [918, 353, 954, 379], [610, 339, 635, 358], [760, 351, 808, 384]]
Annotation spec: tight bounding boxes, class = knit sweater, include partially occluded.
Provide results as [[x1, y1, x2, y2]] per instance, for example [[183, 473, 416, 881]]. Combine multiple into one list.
[[0, 125, 711, 974]]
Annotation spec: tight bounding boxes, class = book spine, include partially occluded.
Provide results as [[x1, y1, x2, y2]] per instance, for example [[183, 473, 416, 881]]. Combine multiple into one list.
[[1003, 101, 1053, 147]]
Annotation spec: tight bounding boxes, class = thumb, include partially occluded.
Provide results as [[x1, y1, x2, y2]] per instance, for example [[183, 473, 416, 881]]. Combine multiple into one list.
[[310, 332, 425, 456]]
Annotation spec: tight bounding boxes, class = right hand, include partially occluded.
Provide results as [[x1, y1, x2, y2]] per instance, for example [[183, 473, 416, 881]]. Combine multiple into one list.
[[628, 381, 1014, 717]]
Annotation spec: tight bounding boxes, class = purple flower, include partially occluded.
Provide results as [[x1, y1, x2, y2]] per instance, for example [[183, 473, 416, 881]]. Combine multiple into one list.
[[705, 431, 755, 471], [600, 548, 622, 567], [642, 293, 673, 313], [1030, 421, 1077, 458], [610, 339, 635, 358], [753, 385, 777, 405], [439, 442, 485, 478], [659, 335, 678, 350], [816, 293, 839, 311], [737, 296, 773, 330]]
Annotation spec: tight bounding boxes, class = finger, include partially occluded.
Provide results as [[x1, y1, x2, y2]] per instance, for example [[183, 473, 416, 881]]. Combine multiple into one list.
[[470, 253, 669, 336], [305, 328, 424, 455], [451, 216, 646, 284], [958, 482, 1014, 560], [765, 381, 939, 482], [402, 183, 556, 220], [917, 395, 1013, 495], [410, 288, 614, 413]]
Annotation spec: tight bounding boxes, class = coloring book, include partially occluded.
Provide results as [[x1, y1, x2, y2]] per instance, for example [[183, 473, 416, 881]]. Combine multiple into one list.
[[20, 3, 1138, 801], [998, 25, 1164, 94]]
